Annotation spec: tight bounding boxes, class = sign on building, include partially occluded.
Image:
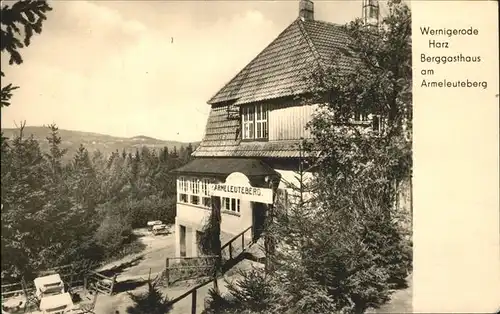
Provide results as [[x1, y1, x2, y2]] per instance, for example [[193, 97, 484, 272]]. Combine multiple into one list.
[[209, 172, 273, 204]]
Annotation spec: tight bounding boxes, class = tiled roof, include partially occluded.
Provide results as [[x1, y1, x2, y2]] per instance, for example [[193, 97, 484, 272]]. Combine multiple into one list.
[[207, 18, 360, 106], [171, 158, 278, 177], [193, 17, 361, 159]]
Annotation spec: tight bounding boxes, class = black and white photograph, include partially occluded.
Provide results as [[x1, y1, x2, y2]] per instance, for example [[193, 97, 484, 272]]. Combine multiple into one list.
[[2, 0, 414, 313]]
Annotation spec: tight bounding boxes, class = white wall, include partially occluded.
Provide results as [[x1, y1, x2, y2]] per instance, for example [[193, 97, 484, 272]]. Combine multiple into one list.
[[176, 200, 252, 236], [176, 202, 211, 231], [220, 199, 252, 235], [175, 198, 254, 257]]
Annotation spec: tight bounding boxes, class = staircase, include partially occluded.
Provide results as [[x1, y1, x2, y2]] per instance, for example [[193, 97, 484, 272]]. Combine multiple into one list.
[[243, 236, 266, 264], [220, 226, 254, 262], [157, 226, 263, 289], [164, 226, 266, 314]]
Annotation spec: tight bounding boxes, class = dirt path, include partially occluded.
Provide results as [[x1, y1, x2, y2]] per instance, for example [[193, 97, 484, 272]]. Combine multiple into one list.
[[366, 274, 413, 314], [97, 228, 173, 270], [93, 228, 176, 313], [94, 259, 262, 314]]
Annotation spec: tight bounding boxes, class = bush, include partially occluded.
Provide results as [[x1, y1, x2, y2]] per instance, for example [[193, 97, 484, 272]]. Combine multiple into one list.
[[361, 213, 412, 288], [94, 207, 134, 255], [197, 210, 221, 257], [126, 280, 172, 314], [125, 195, 176, 229], [203, 268, 275, 314]]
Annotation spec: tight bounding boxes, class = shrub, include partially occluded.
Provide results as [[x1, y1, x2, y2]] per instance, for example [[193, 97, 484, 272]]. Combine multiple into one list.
[[125, 195, 176, 229], [361, 213, 412, 288], [203, 268, 275, 314], [126, 280, 172, 314], [93, 207, 134, 255]]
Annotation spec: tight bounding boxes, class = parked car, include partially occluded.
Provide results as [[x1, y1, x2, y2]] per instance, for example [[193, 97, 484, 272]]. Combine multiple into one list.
[[152, 224, 169, 236], [146, 221, 163, 231]]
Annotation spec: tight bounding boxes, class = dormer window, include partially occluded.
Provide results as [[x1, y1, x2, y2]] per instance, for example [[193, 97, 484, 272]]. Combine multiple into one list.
[[242, 104, 268, 140]]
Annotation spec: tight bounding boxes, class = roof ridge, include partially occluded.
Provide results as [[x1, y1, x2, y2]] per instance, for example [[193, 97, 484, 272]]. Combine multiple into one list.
[[302, 19, 353, 70], [310, 19, 345, 28], [296, 18, 324, 75], [207, 19, 301, 105]]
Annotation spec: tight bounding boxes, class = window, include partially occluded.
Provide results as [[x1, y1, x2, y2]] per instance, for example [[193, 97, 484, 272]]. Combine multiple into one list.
[[178, 177, 188, 203], [192, 179, 200, 194], [255, 104, 268, 139], [177, 177, 213, 208], [179, 193, 188, 203], [352, 111, 369, 123], [191, 195, 200, 205], [242, 106, 254, 139], [200, 178, 211, 208], [242, 104, 268, 140], [202, 197, 212, 208], [178, 177, 186, 192], [221, 197, 241, 214], [372, 114, 384, 134]]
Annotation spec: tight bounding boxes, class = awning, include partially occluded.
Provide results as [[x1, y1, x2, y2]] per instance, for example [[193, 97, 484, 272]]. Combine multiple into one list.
[[171, 158, 278, 178]]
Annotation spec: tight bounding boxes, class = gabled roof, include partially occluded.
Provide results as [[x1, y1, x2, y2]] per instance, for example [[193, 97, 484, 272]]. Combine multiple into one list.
[[207, 18, 361, 106], [193, 17, 363, 159]]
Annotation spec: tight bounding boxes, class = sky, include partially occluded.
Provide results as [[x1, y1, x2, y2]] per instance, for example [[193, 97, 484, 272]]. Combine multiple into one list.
[[1, 0, 385, 142]]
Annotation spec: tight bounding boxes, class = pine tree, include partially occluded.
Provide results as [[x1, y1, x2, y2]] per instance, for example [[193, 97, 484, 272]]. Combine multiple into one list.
[[1, 124, 49, 277], [126, 279, 172, 314], [171, 146, 178, 158], [70, 144, 98, 209], [185, 143, 193, 159], [159, 146, 169, 164], [44, 124, 67, 179]]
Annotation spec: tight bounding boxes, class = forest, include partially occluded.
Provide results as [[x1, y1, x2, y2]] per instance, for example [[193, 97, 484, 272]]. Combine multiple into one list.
[[1, 124, 192, 282]]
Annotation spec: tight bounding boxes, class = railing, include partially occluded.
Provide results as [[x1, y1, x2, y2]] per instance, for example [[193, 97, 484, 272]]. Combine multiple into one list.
[[85, 271, 117, 296], [38, 264, 74, 277], [220, 225, 253, 261], [1, 263, 96, 300], [164, 255, 218, 287], [1, 282, 32, 299], [165, 225, 255, 314], [166, 278, 218, 314]]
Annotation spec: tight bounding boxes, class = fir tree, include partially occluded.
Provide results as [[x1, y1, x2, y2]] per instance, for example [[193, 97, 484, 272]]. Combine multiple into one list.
[[44, 124, 67, 178], [126, 279, 172, 314]]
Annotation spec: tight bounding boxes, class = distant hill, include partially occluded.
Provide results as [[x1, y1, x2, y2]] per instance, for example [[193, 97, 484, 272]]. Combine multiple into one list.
[[1, 126, 200, 160]]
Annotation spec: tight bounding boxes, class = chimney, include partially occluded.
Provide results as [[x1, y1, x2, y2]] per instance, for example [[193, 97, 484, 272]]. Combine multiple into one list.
[[362, 0, 379, 26], [299, 0, 314, 21]]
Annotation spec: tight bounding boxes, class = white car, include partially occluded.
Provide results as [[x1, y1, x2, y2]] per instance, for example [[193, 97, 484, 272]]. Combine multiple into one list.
[[146, 220, 163, 231], [151, 224, 169, 235]]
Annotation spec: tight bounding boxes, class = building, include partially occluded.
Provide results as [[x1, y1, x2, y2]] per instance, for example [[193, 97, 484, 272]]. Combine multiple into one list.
[[171, 0, 404, 258]]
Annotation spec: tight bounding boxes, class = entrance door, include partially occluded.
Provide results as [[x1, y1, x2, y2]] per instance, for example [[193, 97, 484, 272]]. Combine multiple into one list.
[[179, 225, 186, 257], [252, 202, 266, 241]]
